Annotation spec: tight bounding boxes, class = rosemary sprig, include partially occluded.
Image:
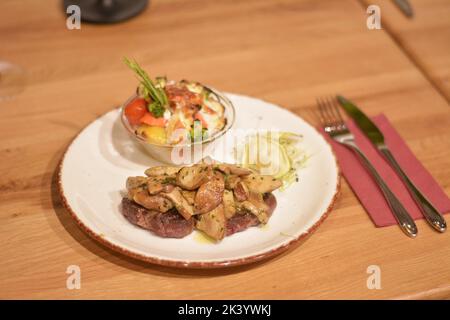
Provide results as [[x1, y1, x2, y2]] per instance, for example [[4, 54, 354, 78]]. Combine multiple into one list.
[[123, 57, 168, 117]]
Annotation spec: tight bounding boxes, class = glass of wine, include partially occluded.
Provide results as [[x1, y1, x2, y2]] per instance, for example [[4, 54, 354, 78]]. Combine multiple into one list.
[[0, 61, 26, 102]]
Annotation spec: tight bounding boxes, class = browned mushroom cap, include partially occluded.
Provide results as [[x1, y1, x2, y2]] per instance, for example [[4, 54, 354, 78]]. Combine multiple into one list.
[[180, 190, 196, 206], [240, 193, 270, 224], [196, 204, 226, 241], [126, 176, 148, 190], [147, 176, 176, 195], [161, 187, 195, 220], [223, 189, 236, 219], [233, 181, 249, 202], [176, 164, 212, 190], [242, 174, 282, 194], [242, 201, 268, 224], [194, 171, 225, 214], [133, 190, 174, 213], [127, 187, 143, 200], [224, 174, 240, 190], [145, 166, 181, 177], [216, 164, 253, 176]]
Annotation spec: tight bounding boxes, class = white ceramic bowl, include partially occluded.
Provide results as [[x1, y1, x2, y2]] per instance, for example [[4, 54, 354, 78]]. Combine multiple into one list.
[[120, 87, 235, 164]]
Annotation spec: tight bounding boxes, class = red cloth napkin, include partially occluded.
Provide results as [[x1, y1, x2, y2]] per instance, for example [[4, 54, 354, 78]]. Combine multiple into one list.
[[322, 114, 450, 227]]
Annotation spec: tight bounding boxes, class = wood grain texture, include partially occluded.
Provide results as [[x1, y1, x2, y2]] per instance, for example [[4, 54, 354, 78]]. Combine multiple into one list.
[[0, 0, 449, 299], [359, 0, 450, 101]]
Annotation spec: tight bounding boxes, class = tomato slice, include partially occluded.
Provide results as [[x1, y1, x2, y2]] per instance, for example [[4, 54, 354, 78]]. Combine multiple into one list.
[[194, 112, 208, 128], [140, 112, 167, 127], [125, 98, 147, 125]]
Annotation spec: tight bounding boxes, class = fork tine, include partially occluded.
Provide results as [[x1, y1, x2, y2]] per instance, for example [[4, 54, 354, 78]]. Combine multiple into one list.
[[323, 96, 343, 127], [322, 97, 337, 126], [316, 98, 328, 127], [316, 96, 346, 130], [329, 96, 345, 124]]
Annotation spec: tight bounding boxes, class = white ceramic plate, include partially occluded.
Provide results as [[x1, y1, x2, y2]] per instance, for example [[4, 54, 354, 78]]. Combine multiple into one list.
[[58, 94, 339, 268]]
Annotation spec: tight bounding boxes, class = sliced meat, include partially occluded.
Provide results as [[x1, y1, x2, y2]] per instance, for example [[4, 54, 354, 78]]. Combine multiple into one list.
[[263, 192, 277, 215], [161, 187, 195, 220], [133, 190, 173, 212], [242, 174, 282, 194], [194, 171, 225, 214], [226, 213, 259, 236], [196, 204, 226, 241], [121, 198, 194, 238]]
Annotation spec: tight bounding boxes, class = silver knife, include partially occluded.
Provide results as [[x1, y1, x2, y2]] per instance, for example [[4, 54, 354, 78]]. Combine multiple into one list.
[[393, 0, 414, 18], [337, 95, 446, 232]]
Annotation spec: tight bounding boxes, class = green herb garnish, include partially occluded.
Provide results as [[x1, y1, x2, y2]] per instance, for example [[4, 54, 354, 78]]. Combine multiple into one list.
[[189, 120, 209, 142], [161, 177, 176, 184], [123, 57, 168, 118]]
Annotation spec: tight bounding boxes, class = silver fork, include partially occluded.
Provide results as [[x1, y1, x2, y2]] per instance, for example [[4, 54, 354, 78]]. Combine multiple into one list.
[[317, 97, 418, 238]]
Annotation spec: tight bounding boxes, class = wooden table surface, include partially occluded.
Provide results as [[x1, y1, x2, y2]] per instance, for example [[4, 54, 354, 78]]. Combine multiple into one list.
[[360, 0, 450, 101], [1, 0, 449, 299]]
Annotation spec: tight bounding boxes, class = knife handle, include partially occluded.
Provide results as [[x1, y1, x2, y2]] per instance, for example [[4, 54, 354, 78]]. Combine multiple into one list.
[[342, 140, 418, 238], [379, 147, 446, 232]]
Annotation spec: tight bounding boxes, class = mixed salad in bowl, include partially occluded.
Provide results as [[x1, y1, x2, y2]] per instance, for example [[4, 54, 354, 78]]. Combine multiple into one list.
[[122, 58, 231, 147]]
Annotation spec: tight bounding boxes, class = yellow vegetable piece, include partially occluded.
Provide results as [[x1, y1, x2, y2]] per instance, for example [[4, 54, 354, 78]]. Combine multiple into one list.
[[137, 125, 167, 144]]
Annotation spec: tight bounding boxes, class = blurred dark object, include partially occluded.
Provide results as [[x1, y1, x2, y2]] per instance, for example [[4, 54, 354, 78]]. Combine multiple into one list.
[[392, 0, 414, 18], [63, 0, 149, 24]]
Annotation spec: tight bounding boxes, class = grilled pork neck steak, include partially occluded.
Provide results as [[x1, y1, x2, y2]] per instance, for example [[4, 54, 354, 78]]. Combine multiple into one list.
[[121, 198, 194, 238], [121, 162, 282, 241], [121, 193, 277, 238]]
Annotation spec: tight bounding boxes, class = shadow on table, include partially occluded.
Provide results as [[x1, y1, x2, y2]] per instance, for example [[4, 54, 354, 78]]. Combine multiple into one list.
[[45, 141, 291, 278]]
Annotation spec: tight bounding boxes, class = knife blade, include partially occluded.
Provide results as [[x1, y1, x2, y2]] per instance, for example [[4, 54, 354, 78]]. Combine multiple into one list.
[[336, 95, 446, 232], [336, 95, 384, 146], [392, 0, 414, 18]]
